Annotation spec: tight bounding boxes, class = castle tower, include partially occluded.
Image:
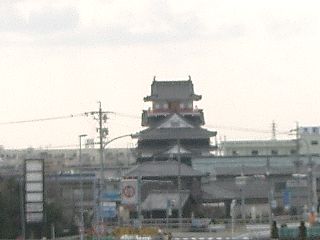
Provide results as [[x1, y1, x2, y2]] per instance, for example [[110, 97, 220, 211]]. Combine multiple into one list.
[[134, 77, 216, 163]]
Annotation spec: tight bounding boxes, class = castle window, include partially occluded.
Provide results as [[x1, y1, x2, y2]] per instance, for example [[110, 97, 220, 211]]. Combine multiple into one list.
[[312, 127, 319, 134], [311, 140, 318, 145], [232, 150, 238, 156], [271, 150, 278, 155], [251, 150, 259, 156]]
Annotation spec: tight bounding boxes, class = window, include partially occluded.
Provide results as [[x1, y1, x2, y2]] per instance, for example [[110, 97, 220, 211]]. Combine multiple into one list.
[[271, 150, 278, 155], [290, 149, 296, 155], [251, 150, 259, 156], [274, 182, 286, 192], [311, 140, 318, 145], [232, 150, 238, 156]]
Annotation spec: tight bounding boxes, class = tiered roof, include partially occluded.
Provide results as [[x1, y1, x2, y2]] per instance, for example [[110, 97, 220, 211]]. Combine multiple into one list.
[[144, 79, 201, 102]]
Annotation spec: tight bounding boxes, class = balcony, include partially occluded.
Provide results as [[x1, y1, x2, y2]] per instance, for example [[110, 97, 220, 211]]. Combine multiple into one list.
[[144, 108, 202, 117]]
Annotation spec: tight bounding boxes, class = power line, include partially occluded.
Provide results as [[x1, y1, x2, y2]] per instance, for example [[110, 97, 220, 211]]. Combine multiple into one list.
[[0, 109, 291, 136], [38, 144, 80, 149], [205, 124, 290, 135], [0, 113, 86, 125], [114, 112, 140, 119], [113, 111, 291, 134]]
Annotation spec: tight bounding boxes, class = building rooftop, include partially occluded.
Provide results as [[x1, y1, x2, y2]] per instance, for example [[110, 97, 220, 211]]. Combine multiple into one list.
[[137, 127, 216, 140], [124, 160, 206, 177], [202, 179, 269, 200], [144, 79, 201, 101], [142, 190, 190, 210]]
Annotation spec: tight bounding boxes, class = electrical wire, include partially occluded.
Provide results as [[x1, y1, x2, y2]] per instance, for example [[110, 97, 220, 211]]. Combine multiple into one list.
[[113, 111, 290, 135], [114, 112, 140, 119], [206, 124, 290, 135], [0, 109, 291, 136], [0, 113, 87, 125]]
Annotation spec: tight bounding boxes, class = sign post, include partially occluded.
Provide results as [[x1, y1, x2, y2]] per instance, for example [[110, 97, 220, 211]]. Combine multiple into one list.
[[24, 159, 45, 238]]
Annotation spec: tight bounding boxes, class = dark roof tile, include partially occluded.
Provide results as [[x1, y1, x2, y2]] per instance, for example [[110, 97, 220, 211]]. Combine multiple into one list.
[[124, 161, 206, 177]]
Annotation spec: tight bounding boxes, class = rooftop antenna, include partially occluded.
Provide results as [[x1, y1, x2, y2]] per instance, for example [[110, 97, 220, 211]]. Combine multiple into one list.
[[272, 121, 276, 140], [188, 75, 191, 81], [153, 76, 156, 81]]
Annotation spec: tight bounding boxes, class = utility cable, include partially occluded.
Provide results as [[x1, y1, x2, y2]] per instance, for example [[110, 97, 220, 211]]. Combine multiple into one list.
[[0, 113, 86, 125]]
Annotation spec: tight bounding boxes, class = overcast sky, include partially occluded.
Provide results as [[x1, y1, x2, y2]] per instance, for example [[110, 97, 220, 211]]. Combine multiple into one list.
[[1, 0, 320, 149]]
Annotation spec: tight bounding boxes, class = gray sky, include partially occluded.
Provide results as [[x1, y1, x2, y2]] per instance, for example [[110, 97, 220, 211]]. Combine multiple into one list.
[[1, 0, 320, 149]]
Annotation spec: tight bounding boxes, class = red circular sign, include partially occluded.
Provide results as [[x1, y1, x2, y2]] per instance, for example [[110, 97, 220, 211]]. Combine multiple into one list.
[[122, 185, 135, 198]]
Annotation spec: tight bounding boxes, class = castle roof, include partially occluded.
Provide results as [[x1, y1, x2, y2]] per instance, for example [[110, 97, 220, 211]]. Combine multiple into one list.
[[144, 79, 201, 101], [135, 113, 216, 140], [124, 160, 206, 177]]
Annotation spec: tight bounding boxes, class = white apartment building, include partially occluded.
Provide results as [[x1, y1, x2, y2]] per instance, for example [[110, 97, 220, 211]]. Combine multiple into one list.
[[221, 126, 320, 156]]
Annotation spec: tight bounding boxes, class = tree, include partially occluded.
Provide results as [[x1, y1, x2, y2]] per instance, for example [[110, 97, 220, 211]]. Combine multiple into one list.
[[0, 177, 21, 239]]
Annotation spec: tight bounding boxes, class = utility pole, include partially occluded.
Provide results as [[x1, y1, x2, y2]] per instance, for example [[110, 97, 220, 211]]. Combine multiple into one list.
[[266, 157, 273, 225], [79, 134, 87, 240], [19, 177, 25, 240], [86, 102, 113, 230], [271, 121, 276, 140], [296, 122, 300, 156], [292, 122, 301, 173]]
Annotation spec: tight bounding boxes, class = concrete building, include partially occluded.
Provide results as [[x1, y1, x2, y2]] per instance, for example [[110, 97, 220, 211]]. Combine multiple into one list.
[[221, 126, 320, 157], [192, 154, 320, 218], [0, 147, 136, 176], [299, 126, 320, 155], [221, 140, 297, 157]]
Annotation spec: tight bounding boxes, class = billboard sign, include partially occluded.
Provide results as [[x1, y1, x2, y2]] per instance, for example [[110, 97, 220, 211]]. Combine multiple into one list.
[[102, 192, 121, 202], [24, 159, 44, 223], [299, 127, 320, 135], [26, 192, 43, 202], [283, 189, 291, 209], [26, 212, 44, 222], [26, 182, 43, 192], [121, 179, 138, 205], [235, 176, 248, 186], [26, 203, 44, 212], [101, 202, 117, 218], [286, 179, 308, 188]]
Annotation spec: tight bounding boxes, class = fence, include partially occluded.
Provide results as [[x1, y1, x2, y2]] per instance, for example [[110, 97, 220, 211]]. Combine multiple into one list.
[[279, 225, 320, 240], [100, 215, 304, 230]]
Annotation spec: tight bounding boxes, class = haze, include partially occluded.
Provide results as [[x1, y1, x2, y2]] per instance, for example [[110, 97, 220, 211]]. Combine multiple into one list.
[[1, 0, 320, 149]]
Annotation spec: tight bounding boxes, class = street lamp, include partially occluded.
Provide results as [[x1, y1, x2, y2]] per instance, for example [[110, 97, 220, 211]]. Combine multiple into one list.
[[79, 134, 87, 240], [97, 133, 138, 228], [235, 172, 248, 222], [230, 199, 236, 238]]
